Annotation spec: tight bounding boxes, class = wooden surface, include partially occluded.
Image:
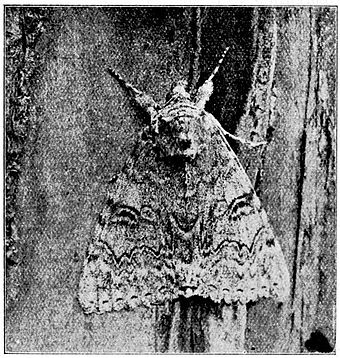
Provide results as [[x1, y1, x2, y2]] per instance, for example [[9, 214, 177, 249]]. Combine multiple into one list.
[[5, 7, 336, 353]]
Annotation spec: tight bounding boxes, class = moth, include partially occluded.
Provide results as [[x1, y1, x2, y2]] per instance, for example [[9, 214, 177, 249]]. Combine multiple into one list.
[[78, 48, 290, 314]]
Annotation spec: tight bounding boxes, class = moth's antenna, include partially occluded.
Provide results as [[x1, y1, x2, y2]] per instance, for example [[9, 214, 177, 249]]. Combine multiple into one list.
[[207, 46, 229, 82], [195, 47, 229, 110], [107, 68, 159, 116], [107, 68, 143, 96]]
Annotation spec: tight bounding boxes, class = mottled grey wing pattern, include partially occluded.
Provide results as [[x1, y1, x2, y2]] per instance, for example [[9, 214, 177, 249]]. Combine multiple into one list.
[[187, 112, 290, 304], [78, 151, 174, 313], [78, 99, 290, 314]]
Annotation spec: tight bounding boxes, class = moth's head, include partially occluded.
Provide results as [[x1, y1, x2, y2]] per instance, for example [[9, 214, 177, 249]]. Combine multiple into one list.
[[152, 86, 210, 160], [154, 117, 207, 160], [108, 48, 229, 159]]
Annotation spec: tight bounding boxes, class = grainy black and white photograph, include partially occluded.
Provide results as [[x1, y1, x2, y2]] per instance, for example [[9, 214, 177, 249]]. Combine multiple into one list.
[[4, 5, 336, 353]]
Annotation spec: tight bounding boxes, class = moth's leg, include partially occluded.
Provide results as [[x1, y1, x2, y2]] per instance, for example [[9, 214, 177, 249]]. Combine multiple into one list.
[[223, 130, 267, 148], [205, 112, 267, 148], [107, 68, 159, 117], [208, 303, 247, 353]]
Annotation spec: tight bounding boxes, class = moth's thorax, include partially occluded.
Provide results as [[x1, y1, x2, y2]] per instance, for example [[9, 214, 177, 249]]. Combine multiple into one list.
[[152, 96, 212, 160]]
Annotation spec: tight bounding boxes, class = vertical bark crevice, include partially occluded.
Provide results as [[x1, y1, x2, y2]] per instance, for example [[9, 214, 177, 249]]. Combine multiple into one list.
[[187, 7, 203, 94], [235, 8, 278, 189], [289, 7, 335, 352], [289, 10, 314, 349], [291, 129, 307, 304], [5, 7, 50, 309], [254, 9, 278, 193]]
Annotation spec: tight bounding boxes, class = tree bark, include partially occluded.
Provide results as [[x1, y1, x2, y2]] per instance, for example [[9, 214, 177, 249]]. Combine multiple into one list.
[[242, 7, 336, 353], [5, 6, 335, 353]]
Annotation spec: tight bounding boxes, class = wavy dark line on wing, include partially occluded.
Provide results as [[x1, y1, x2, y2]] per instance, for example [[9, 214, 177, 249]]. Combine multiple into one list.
[[212, 225, 264, 257]]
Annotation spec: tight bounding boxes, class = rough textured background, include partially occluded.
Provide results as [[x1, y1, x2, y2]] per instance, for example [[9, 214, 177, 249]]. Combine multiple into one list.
[[5, 7, 336, 353]]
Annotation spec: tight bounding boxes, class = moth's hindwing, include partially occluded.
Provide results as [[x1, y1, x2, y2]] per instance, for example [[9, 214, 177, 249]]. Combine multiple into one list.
[[78, 101, 290, 314]]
